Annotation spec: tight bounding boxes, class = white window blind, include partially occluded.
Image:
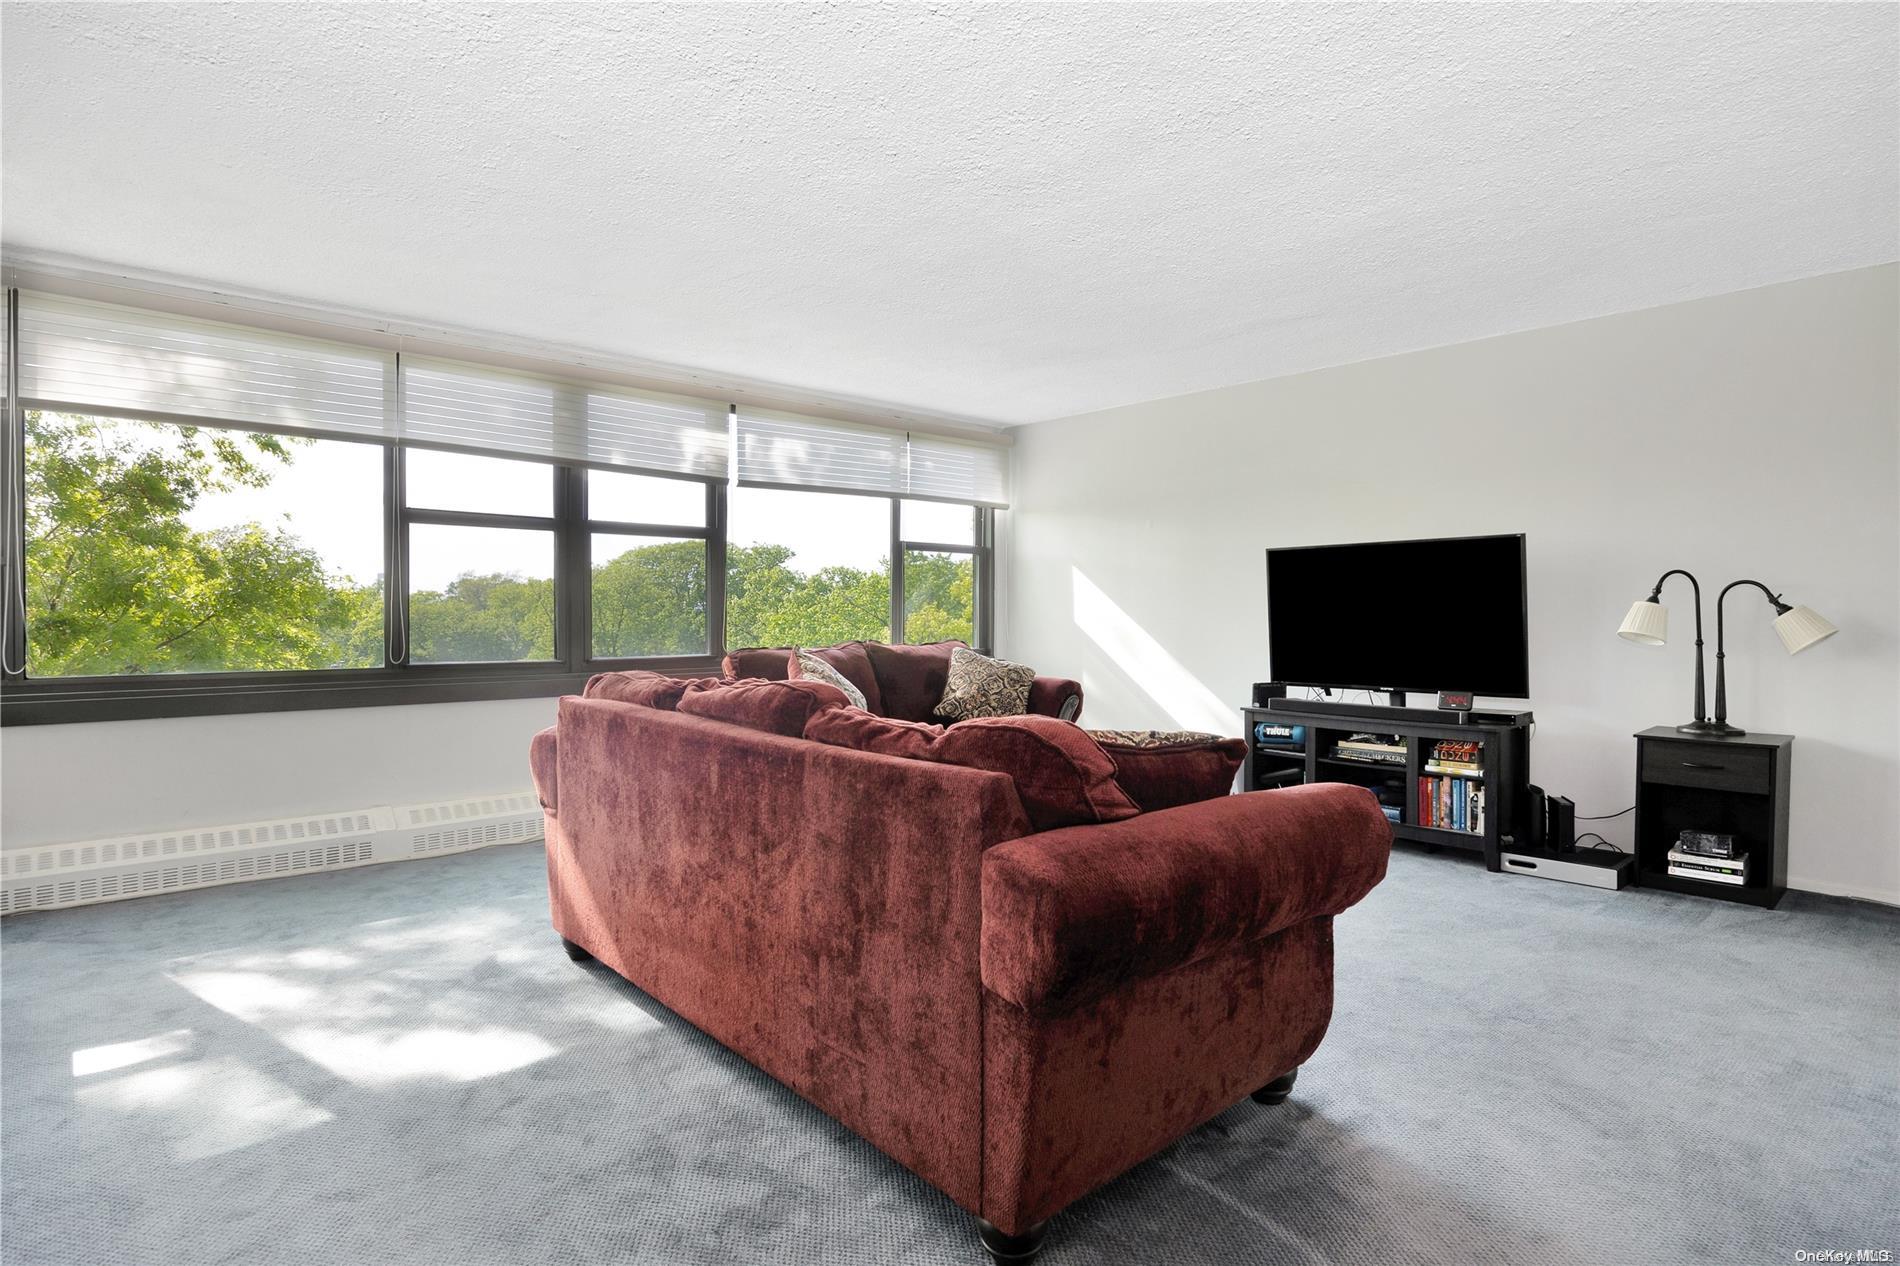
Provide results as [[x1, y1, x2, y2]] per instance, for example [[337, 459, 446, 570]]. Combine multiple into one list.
[[736, 408, 906, 497], [905, 433, 1010, 507], [398, 359, 729, 479], [16, 292, 395, 439], [736, 407, 1010, 506]]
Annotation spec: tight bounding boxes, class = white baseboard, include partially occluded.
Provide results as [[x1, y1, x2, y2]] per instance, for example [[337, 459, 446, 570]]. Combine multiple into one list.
[[1786, 873, 1900, 908], [0, 791, 543, 915]]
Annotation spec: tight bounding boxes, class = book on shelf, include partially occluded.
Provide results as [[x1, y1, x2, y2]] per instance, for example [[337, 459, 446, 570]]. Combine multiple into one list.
[[1332, 749, 1405, 765], [1336, 736, 1404, 760], [1667, 849, 1747, 877], [1667, 864, 1746, 886], [1431, 739, 1482, 765], [1423, 762, 1482, 777], [1416, 774, 1484, 834]]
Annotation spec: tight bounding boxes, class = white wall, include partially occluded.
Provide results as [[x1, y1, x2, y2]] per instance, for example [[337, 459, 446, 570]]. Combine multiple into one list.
[[0, 697, 556, 849], [1002, 265, 1899, 903]]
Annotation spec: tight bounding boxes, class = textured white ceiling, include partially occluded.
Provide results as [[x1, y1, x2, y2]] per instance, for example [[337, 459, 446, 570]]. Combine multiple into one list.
[[3, 3, 1894, 426]]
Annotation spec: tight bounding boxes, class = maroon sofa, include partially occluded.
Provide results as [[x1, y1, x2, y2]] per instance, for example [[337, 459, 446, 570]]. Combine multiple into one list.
[[531, 654, 1389, 1262]]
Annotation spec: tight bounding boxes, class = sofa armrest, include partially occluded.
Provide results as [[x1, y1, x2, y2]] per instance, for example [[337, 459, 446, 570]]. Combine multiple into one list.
[[529, 725, 559, 814], [1027, 676, 1083, 722], [980, 783, 1390, 1016]]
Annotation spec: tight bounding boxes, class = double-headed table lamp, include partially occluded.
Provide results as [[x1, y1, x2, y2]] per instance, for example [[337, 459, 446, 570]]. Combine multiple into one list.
[[1618, 570, 1837, 737]]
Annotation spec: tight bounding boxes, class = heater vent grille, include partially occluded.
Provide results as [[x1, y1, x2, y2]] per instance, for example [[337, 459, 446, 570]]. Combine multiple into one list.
[[2, 790, 542, 915], [403, 793, 542, 856], [0, 809, 383, 879], [0, 840, 377, 914]]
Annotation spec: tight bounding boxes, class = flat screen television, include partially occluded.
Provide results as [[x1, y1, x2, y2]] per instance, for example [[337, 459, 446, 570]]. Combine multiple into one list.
[[1266, 533, 1530, 699]]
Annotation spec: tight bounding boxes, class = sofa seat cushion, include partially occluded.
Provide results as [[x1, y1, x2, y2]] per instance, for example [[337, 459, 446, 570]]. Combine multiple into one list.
[[678, 677, 852, 737], [788, 642, 883, 713], [584, 669, 724, 710], [934, 647, 1036, 722], [806, 709, 1138, 832], [863, 640, 965, 721], [1088, 730, 1248, 813]]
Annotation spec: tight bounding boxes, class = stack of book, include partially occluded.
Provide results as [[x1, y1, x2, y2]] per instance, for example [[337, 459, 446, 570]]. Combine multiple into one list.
[[1419, 775, 1485, 834], [1667, 831, 1747, 886], [1331, 735, 1405, 766], [1423, 739, 1482, 776]]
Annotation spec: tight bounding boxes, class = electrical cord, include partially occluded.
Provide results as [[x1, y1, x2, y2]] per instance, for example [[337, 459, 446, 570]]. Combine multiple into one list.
[[1574, 833, 1624, 853], [1578, 806, 1634, 821]]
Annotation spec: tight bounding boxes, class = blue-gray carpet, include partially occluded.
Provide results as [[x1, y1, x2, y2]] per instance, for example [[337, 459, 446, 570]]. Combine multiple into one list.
[[3, 841, 1895, 1265]]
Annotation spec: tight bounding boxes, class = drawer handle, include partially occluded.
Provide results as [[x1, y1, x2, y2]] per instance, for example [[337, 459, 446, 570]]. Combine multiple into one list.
[[1679, 761, 1725, 770]]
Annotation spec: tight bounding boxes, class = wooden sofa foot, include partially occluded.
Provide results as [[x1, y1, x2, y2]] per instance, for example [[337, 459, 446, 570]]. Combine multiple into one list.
[[1250, 1067, 1299, 1105], [977, 1218, 1049, 1263], [560, 937, 593, 962]]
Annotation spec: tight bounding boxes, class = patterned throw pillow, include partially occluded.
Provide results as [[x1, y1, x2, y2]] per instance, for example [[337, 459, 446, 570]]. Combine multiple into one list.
[[794, 650, 868, 711], [934, 647, 1035, 722], [1086, 729, 1221, 748]]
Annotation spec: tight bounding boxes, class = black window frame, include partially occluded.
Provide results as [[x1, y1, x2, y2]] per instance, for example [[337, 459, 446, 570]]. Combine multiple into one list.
[[890, 499, 991, 649], [0, 351, 995, 726]]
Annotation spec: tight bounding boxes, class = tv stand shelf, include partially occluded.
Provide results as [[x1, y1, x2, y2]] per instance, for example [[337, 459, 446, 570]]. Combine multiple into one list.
[[1244, 701, 1533, 871]]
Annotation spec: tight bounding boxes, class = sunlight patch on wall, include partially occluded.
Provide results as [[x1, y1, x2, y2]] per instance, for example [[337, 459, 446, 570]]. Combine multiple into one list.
[[1071, 568, 1233, 734]]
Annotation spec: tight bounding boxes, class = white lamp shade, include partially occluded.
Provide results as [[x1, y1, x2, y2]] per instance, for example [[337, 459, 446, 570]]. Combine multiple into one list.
[[1618, 600, 1668, 644], [1773, 604, 1837, 655]]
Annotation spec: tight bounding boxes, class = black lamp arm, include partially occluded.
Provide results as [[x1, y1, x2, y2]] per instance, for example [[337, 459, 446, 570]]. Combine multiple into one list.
[[1713, 579, 1792, 727], [1649, 569, 1707, 724]]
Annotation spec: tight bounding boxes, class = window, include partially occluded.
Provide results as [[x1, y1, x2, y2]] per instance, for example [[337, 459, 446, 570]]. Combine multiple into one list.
[[727, 486, 891, 648], [402, 450, 558, 665], [2, 287, 1003, 722], [23, 410, 383, 677], [587, 470, 712, 659], [897, 500, 978, 646]]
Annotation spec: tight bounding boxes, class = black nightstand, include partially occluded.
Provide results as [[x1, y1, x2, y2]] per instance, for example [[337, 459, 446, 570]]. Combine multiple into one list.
[[1633, 727, 1792, 908]]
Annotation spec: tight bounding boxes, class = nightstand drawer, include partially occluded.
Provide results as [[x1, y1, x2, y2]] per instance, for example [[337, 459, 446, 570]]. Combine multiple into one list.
[[1640, 741, 1773, 793]]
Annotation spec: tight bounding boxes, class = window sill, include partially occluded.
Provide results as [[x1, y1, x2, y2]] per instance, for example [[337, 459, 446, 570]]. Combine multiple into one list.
[[0, 657, 726, 726]]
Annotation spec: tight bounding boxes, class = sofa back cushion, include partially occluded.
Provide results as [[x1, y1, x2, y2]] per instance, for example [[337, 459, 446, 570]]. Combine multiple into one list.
[[804, 706, 946, 761], [584, 670, 722, 710], [787, 642, 883, 713], [721, 646, 795, 681], [678, 677, 851, 737], [862, 640, 965, 722], [806, 708, 1138, 832], [1088, 730, 1247, 813]]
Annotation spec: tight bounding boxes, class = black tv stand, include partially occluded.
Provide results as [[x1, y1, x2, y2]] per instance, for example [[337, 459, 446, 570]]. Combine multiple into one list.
[[1247, 699, 1533, 871]]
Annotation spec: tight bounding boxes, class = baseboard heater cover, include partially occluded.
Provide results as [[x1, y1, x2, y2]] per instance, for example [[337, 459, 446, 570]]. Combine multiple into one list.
[[0, 792, 544, 915]]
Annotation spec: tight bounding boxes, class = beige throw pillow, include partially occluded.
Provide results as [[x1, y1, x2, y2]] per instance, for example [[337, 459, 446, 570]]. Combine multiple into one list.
[[795, 650, 868, 711], [934, 646, 1035, 721]]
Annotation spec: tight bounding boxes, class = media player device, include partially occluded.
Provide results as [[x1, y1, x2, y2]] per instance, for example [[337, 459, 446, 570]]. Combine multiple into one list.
[[1501, 848, 1632, 890]]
